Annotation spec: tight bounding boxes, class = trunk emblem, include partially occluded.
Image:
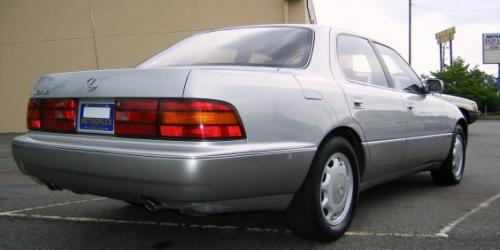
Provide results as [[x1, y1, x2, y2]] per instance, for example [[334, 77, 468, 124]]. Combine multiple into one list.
[[86, 78, 99, 91]]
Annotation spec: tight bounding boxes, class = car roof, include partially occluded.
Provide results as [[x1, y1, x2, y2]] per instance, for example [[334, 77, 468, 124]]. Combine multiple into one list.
[[202, 24, 393, 49]]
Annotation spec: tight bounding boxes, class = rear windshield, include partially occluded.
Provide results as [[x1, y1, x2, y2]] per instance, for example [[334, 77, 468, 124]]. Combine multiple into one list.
[[138, 27, 314, 69]]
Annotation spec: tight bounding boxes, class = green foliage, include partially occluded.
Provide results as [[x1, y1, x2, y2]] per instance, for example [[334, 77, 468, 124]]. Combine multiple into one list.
[[431, 58, 499, 112]]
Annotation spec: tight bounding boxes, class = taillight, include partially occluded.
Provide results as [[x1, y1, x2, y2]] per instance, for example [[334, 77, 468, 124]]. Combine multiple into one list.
[[42, 99, 77, 132], [27, 98, 245, 141], [115, 99, 159, 137], [27, 99, 77, 133], [27, 100, 42, 130], [114, 99, 245, 140], [159, 100, 245, 140]]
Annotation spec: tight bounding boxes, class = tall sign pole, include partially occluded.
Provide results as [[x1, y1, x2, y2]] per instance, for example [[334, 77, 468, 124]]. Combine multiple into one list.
[[439, 43, 443, 71], [435, 27, 456, 70], [449, 40, 453, 66], [409, 0, 412, 65]]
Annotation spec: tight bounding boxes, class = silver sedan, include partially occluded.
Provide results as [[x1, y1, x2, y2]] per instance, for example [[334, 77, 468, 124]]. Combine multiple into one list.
[[12, 25, 467, 241]]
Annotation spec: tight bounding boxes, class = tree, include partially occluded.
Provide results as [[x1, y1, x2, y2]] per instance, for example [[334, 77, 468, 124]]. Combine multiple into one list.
[[431, 57, 499, 113]]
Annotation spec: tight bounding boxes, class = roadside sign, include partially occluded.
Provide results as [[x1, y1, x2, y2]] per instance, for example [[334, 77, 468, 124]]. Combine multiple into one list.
[[436, 27, 456, 44], [483, 33, 500, 64], [436, 27, 456, 70]]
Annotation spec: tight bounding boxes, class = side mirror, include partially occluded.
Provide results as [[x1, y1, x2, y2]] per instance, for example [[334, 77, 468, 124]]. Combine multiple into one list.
[[424, 79, 444, 94]]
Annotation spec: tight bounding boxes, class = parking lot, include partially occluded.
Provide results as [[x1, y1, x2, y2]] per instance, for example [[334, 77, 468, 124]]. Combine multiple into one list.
[[1, 121, 499, 249]]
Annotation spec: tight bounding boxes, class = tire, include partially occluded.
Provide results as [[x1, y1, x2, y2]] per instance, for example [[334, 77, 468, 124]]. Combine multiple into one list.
[[431, 125, 466, 185], [285, 137, 359, 241]]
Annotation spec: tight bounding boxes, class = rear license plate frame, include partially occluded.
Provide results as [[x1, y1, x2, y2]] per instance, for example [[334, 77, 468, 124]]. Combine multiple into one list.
[[77, 100, 115, 134]]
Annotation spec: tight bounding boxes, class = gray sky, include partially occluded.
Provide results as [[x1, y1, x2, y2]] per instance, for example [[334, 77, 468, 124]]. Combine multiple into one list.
[[314, 0, 500, 76]]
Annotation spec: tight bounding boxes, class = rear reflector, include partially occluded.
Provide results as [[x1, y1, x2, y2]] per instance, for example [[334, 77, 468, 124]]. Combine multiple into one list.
[[27, 99, 77, 133]]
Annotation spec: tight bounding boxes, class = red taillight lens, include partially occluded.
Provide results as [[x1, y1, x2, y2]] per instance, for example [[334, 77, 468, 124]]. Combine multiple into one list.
[[159, 100, 245, 140], [27, 99, 77, 132], [114, 99, 245, 140], [42, 99, 77, 132], [27, 99, 42, 130], [115, 99, 159, 137]]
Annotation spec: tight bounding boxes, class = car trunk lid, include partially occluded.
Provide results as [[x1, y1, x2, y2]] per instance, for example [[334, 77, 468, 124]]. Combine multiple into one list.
[[31, 68, 190, 99]]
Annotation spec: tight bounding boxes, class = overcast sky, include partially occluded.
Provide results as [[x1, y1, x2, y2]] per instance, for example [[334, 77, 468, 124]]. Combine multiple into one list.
[[314, 0, 500, 76]]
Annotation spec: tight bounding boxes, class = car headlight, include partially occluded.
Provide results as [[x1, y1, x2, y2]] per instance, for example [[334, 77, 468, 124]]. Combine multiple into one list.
[[472, 102, 478, 112]]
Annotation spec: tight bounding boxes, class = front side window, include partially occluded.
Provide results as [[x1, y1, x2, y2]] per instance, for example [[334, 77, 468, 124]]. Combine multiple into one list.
[[138, 27, 313, 69], [336, 35, 389, 87], [374, 44, 422, 92]]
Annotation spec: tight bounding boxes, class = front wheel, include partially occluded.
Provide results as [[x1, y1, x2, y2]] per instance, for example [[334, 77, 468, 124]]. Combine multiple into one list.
[[286, 137, 359, 241], [431, 125, 466, 185]]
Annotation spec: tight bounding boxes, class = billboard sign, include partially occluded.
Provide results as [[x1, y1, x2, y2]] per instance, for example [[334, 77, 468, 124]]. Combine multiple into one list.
[[483, 33, 500, 64], [436, 27, 456, 44]]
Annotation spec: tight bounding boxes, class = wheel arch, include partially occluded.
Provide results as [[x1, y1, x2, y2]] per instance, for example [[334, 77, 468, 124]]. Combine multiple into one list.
[[457, 118, 468, 141], [458, 108, 471, 124], [316, 126, 366, 179]]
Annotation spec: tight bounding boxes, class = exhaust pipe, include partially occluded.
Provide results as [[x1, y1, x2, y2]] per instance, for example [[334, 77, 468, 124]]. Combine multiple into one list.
[[143, 198, 166, 212]]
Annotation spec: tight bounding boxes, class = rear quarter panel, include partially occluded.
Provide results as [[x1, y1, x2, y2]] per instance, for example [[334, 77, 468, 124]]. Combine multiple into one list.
[[183, 68, 335, 146]]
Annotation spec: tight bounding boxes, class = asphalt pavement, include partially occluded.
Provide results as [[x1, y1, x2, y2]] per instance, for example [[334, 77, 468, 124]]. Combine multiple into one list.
[[1, 121, 499, 249]]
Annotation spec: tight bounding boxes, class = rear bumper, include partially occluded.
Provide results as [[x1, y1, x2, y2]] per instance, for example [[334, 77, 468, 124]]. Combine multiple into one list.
[[468, 111, 480, 124], [12, 132, 316, 213]]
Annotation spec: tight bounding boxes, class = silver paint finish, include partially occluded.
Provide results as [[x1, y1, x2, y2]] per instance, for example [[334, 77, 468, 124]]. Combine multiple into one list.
[[402, 92, 454, 167], [12, 135, 315, 212], [12, 25, 465, 213], [33, 68, 191, 98], [330, 33, 407, 180]]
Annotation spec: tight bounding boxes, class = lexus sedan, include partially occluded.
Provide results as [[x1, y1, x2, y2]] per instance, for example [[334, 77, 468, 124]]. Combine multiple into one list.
[[12, 25, 467, 241]]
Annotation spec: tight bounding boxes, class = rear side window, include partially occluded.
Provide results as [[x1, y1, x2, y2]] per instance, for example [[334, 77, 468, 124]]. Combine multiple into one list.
[[337, 35, 389, 87], [138, 27, 314, 69]]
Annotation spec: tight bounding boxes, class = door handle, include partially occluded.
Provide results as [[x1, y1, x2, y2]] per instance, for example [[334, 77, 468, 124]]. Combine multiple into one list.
[[406, 101, 414, 111], [352, 97, 364, 109]]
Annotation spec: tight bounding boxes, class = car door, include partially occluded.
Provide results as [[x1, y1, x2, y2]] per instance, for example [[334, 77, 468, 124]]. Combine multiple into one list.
[[333, 34, 407, 181], [374, 43, 451, 167]]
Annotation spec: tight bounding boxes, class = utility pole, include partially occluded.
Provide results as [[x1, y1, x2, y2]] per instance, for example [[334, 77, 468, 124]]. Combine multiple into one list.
[[449, 40, 453, 66], [409, 0, 412, 65]]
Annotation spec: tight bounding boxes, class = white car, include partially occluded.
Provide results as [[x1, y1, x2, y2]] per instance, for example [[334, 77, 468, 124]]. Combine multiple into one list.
[[435, 93, 480, 124]]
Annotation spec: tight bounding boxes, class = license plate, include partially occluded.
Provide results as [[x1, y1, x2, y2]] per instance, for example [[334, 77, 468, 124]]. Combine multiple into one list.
[[79, 103, 114, 132]]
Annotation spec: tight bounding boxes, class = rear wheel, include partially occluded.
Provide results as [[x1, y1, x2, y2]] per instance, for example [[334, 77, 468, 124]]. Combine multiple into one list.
[[286, 137, 359, 241], [431, 125, 466, 185]]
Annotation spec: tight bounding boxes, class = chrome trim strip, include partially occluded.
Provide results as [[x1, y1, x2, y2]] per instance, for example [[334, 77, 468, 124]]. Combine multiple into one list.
[[362, 133, 452, 146], [362, 138, 405, 146], [406, 133, 453, 141]]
